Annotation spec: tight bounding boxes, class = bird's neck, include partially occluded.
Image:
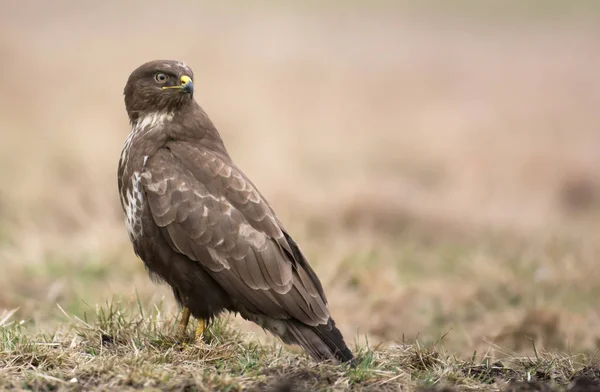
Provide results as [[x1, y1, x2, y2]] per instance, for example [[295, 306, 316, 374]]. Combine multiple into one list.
[[128, 102, 230, 157]]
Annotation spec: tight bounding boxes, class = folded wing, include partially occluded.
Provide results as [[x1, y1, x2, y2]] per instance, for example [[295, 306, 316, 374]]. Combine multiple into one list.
[[140, 142, 330, 327]]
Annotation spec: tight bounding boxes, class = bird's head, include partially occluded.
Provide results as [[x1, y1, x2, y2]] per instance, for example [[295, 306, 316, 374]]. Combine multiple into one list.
[[124, 60, 195, 123]]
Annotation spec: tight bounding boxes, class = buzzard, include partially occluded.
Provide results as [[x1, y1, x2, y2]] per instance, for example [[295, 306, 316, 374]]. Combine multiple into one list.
[[117, 60, 354, 363]]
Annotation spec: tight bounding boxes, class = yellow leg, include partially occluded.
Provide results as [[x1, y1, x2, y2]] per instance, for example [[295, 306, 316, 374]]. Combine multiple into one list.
[[195, 318, 206, 344], [178, 307, 191, 336]]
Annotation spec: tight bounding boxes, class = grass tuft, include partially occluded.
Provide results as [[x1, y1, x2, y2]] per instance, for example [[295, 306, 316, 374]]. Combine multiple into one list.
[[4, 299, 597, 391]]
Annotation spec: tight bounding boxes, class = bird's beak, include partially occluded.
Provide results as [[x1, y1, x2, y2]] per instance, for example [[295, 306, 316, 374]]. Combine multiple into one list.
[[180, 75, 194, 94], [162, 75, 194, 94]]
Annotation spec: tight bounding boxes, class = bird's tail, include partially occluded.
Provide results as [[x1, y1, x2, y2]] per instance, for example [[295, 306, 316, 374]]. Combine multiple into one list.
[[280, 318, 354, 364]]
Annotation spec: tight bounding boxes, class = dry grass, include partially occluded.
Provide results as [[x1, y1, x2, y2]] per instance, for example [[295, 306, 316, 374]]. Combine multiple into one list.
[[1, 301, 599, 391], [1, 0, 600, 390]]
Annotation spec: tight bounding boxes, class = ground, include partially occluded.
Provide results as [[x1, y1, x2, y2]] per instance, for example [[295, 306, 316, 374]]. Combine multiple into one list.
[[1, 1, 600, 391], [2, 303, 600, 391]]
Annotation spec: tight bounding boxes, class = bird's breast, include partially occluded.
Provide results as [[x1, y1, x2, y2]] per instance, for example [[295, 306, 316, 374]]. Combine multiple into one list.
[[118, 132, 150, 243], [123, 171, 145, 242]]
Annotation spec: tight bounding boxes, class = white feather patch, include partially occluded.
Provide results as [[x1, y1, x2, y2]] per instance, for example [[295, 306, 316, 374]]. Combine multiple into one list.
[[135, 111, 174, 133], [119, 111, 172, 181], [125, 171, 144, 240], [119, 111, 173, 240]]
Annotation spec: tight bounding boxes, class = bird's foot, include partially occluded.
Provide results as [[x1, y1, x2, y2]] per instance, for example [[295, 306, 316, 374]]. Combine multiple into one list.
[[179, 318, 208, 352], [194, 318, 207, 345], [177, 307, 191, 338], [174, 307, 208, 349]]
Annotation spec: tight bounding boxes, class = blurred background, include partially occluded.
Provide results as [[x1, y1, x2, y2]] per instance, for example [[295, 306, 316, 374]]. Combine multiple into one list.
[[1, 1, 599, 358]]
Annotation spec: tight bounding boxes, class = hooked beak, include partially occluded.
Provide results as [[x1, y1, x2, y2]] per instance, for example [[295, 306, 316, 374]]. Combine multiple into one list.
[[162, 75, 194, 95], [180, 75, 194, 94]]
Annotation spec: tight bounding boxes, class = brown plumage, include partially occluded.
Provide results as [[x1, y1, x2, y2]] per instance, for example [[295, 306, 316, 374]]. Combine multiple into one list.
[[117, 60, 354, 363]]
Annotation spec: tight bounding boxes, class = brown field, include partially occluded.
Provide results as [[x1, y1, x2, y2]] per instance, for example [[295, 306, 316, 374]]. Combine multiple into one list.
[[1, 1, 600, 390]]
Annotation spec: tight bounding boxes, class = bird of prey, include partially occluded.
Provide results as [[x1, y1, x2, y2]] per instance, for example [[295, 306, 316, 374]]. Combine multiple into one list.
[[117, 60, 354, 363]]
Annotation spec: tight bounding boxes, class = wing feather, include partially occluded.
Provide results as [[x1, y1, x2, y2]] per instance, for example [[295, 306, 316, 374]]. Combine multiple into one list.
[[141, 144, 330, 326]]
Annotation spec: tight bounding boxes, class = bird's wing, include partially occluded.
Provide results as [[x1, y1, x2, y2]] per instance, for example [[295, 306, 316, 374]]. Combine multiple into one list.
[[140, 141, 330, 326]]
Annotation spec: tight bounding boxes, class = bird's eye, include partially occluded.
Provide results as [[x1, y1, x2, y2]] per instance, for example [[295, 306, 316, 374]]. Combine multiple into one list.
[[155, 73, 168, 83]]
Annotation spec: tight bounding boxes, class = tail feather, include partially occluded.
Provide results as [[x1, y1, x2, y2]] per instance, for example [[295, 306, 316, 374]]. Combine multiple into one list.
[[282, 319, 354, 363], [241, 311, 354, 363]]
